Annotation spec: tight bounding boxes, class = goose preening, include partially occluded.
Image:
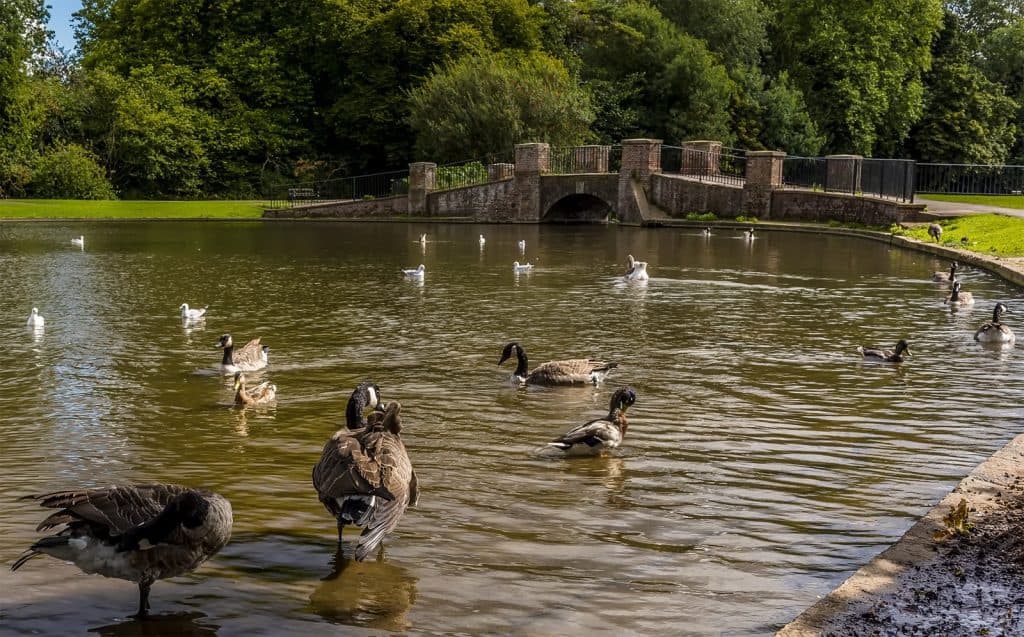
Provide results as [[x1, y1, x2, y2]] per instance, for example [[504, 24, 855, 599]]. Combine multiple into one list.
[[547, 387, 637, 456], [26, 307, 45, 328], [624, 254, 649, 281], [479, 234, 486, 247], [71, 235, 84, 248], [513, 261, 533, 274], [312, 401, 418, 561], [402, 264, 425, 279], [743, 228, 756, 240], [233, 372, 276, 406], [12, 484, 232, 618], [518, 239, 526, 252], [217, 333, 268, 374], [932, 261, 958, 283], [927, 223, 943, 242], [944, 280, 975, 307], [498, 341, 618, 386], [857, 339, 912, 363], [975, 303, 1015, 344], [179, 303, 207, 321], [344, 380, 384, 430]]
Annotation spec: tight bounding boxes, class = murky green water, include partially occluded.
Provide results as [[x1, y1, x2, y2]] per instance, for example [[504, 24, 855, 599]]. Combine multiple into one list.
[[1, 220, 1022, 636]]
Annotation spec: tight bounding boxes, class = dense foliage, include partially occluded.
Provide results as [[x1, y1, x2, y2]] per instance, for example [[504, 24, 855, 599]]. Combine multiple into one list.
[[0, 0, 1022, 198]]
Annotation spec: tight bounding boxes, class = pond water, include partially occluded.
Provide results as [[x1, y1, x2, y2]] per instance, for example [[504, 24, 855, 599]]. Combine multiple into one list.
[[1, 220, 1022, 636]]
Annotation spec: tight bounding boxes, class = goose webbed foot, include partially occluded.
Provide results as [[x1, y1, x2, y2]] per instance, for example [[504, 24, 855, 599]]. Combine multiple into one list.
[[134, 580, 152, 619]]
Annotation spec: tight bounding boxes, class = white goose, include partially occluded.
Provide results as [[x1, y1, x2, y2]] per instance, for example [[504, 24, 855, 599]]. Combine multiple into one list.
[[513, 261, 533, 274], [624, 255, 649, 281], [26, 307, 45, 328], [179, 303, 207, 321], [71, 236, 84, 248], [403, 264, 425, 279]]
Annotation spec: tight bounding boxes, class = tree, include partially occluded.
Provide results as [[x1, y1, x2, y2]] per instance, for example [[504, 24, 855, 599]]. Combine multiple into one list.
[[408, 51, 593, 161], [29, 143, 116, 198], [656, 0, 768, 70]]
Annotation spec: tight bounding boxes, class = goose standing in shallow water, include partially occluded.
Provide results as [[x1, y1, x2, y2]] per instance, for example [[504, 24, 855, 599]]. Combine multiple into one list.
[[12, 484, 232, 618], [975, 303, 1015, 344], [932, 261, 958, 283], [179, 303, 207, 321], [513, 261, 533, 274], [857, 339, 912, 363], [402, 264, 425, 279], [547, 387, 637, 456], [498, 341, 618, 386], [624, 254, 649, 281], [71, 235, 84, 248], [217, 333, 268, 374], [233, 372, 276, 406], [312, 401, 418, 561], [945, 280, 975, 307], [26, 307, 44, 328]]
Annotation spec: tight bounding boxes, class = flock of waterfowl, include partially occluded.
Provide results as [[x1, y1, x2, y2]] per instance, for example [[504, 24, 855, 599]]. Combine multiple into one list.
[[11, 229, 1016, 620]]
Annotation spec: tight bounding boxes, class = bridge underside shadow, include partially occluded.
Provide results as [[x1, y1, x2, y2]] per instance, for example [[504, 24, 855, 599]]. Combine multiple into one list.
[[542, 194, 613, 223]]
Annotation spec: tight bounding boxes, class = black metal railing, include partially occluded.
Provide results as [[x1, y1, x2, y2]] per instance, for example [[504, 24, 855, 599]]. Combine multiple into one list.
[[782, 156, 914, 202], [661, 146, 745, 186], [268, 169, 410, 209], [547, 145, 617, 174], [862, 158, 915, 202], [433, 149, 517, 191], [915, 162, 1024, 195], [782, 156, 827, 190]]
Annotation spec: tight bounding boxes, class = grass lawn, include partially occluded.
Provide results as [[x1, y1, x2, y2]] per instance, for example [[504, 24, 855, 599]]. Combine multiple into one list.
[[903, 214, 1024, 257], [0, 199, 266, 218], [918, 193, 1024, 210]]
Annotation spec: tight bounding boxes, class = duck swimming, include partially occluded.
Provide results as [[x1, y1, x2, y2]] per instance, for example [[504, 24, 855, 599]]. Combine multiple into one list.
[[402, 264, 425, 279], [179, 303, 207, 321], [513, 261, 533, 274], [857, 339, 912, 363], [71, 236, 84, 248], [233, 372, 277, 406], [26, 307, 44, 328], [547, 387, 637, 456], [217, 333, 268, 374], [498, 341, 618, 386], [975, 303, 1015, 344]]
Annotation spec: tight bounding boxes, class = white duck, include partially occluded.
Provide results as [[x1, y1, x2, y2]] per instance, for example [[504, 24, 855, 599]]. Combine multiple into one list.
[[26, 307, 45, 328], [513, 261, 533, 274], [179, 303, 207, 321], [624, 255, 649, 281], [518, 239, 526, 252], [403, 264, 425, 279], [71, 236, 84, 248]]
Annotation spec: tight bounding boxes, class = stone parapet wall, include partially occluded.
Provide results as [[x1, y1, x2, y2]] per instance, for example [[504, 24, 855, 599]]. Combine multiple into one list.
[[427, 180, 517, 221], [650, 174, 742, 218], [263, 196, 407, 219], [771, 190, 929, 225]]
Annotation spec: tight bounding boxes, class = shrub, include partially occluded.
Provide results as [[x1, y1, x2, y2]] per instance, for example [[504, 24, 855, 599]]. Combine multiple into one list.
[[685, 211, 718, 221], [29, 144, 115, 199]]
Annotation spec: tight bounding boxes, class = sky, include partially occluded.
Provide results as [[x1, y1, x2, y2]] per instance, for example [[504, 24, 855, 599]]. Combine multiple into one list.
[[47, 0, 82, 50]]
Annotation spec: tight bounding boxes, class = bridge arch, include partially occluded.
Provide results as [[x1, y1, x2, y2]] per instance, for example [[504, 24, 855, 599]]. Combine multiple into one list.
[[541, 193, 614, 223]]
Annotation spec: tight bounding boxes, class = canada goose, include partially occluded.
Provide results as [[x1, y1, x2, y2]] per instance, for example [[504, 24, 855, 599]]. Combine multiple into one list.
[[12, 484, 232, 618], [402, 264, 425, 279], [179, 303, 207, 321], [945, 280, 975, 307], [857, 339, 912, 363], [518, 239, 526, 252], [548, 387, 637, 456], [927, 223, 943, 242], [312, 401, 418, 561], [498, 342, 618, 386], [513, 261, 533, 274], [479, 234, 486, 246], [975, 303, 1015, 344], [419, 233, 427, 245], [217, 333, 267, 374], [26, 307, 45, 328], [624, 254, 649, 281], [702, 227, 711, 237], [71, 235, 84, 248], [744, 228, 755, 240], [344, 380, 383, 430], [234, 372, 276, 406], [932, 261, 958, 283]]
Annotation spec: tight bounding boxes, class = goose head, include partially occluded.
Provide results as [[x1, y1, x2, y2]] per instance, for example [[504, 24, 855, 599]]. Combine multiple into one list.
[[217, 334, 233, 349], [994, 302, 1009, 322], [950, 261, 959, 276], [346, 380, 383, 429], [498, 342, 522, 366], [893, 340, 911, 357], [609, 387, 637, 415]]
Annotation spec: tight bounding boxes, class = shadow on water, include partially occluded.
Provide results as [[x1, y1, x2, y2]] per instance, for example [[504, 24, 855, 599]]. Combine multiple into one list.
[[307, 546, 419, 632], [89, 612, 219, 637]]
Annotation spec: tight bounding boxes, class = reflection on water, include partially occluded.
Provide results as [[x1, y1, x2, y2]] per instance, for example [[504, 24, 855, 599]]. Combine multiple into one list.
[[90, 612, 218, 637], [0, 221, 1022, 636]]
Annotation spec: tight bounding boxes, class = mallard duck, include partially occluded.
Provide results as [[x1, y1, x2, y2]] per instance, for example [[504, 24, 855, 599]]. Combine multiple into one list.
[[932, 261, 958, 283], [548, 387, 637, 456], [498, 342, 618, 386], [71, 235, 84, 248], [312, 401, 418, 561], [975, 303, 1015, 344], [513, 261, 533, 273], [233, 372, 276, 406], [402, 264, 425, 279], [927, 223, 943, 242], [26, 307, 45, 328], [945, 280, 975, 307], [217, 333, 268, 374], [857, 339, 912, 363], [179, 303, 207, 321], [624, 254, 649, 281], [518, 239, 526, 252], [12, 484, 232, 618], [344, 380, 383, 430]]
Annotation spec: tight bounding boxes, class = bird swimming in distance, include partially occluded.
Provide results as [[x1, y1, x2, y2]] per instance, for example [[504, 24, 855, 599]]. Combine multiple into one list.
[[12, 484, 232, 618], [702, 227, 711, 237], [932, 261, 958, 283], [499, 341, 618, 386], [217, 333, 268, 374], [857, 339, 912, 363], [547, 387, 637, 456], [71, 236, 84, 248], [975, 302, 1015, 344], [479, 234, 486, 247], [743, 228, 756, 240], [624, 254, 649, 281], [179, 303, 207, 321], [513, 261, 533, 274], [26, 307, 45, 328], [402, 264, 425, 279]]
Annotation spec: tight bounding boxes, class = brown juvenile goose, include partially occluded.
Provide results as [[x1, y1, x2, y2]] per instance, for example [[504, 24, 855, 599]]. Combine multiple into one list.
[[217, 333, 268, 374], [931, 261, 958, 283], [12, 484, 232, 618], [312, 401, 418, 561], [498, 342, 618, 386], [857, 339, 912, 363], [548, 387, 637, 456], [233, 371, 277, 406]]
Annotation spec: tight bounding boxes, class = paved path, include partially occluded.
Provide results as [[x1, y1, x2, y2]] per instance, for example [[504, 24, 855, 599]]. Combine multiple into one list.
[[917, 196, 1024, 218]]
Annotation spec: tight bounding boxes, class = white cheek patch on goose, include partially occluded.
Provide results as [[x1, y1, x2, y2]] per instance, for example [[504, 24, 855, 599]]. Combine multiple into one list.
[[367, 386, 378, 409]]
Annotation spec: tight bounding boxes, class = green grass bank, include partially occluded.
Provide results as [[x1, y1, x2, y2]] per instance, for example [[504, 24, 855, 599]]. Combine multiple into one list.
[[919, 193, 1024, 209], [901, 213, 1024, 257], [0, 199, 265, 219]]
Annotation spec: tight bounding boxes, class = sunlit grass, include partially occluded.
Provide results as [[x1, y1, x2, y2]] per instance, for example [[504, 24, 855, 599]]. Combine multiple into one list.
[[902, 214, 1024, 257], [920, 194, 1024, 210], [0, 200, 266, 218]]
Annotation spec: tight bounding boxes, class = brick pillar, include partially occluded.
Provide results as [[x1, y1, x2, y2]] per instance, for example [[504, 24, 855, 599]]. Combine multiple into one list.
[[617, 138, 661, 224], [515, 143, 549, 222], [408, 162, 436, 216], [681, 140, 722, 175], [826, 154, 862, 194], [488, 163, 515, 181], [574, 145, 611, 173], [741, 150, 784, 219]]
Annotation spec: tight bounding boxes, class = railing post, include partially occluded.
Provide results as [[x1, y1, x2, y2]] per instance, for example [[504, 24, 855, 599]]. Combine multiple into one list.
[[515, 143, 549, 221], [408, 162, 436, 216], [826, 155, 862, 195], [617, 138, 662, 224], [741, 150, 785, 219]]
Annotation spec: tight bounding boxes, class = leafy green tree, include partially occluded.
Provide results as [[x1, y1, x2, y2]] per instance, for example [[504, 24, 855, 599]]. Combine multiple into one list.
[[980, 19, 1024, 161], [656, 0, 768, 70], [408, 51, 593, 161], [29, 143, 116, 198]]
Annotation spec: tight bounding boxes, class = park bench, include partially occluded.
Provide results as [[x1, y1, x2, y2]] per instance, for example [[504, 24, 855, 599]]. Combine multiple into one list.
[[287, 187, 318, 201]]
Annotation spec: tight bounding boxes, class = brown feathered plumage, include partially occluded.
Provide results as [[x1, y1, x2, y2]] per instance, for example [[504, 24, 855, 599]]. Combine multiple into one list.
[[233, 372, 277, 406], [498, 342, 617, 386], [312, 401, 418, 561], [217, 333, 268, 373]]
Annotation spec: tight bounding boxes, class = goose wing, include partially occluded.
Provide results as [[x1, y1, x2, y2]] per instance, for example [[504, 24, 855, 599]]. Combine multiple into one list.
[[25, 484, 190, 534], [246, 381, 276, 404], [312, 430, 392, 517], [231, 338, 264, 368], [353, 434, 414, 561], [550, 417, 620, 450], [528, 359, 617, 385]]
